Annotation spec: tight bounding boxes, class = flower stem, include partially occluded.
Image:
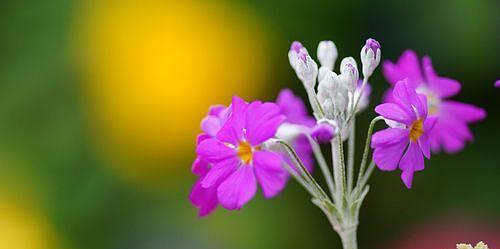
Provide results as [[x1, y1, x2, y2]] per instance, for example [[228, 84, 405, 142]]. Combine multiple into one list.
[[277, 139, 330, 201], [339, 226, 358, 249], [305, 135, 336, 199], [355, 116, 382, 191], [347, 118, 356, 193]]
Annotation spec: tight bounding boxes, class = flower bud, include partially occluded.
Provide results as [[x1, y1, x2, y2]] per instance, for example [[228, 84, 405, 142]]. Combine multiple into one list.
[[339, 57, 359, 93], [311, 119, 337, 142], [275, 123, 305, 142], [288, 41, 305, 70], [360, 38, 381, 78], [317, 40, 338, 71], [296, 50, 318, 89], [317, 66, 331, 83]]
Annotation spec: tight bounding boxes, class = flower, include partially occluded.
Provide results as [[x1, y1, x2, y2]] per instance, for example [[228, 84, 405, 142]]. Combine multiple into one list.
[[457, 242, 489, 249], [371, 80, 437, 188], [189, 105, 230, 216], [196, 96, 286, 210], [360, 38, 381, 78], [383, 50, 486, 153], [317, 40, 338, 71], [495, 79, 500, 88], [275, 89, 316, 171]]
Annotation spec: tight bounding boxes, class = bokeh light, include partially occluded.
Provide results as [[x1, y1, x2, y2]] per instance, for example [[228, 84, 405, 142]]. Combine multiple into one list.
[[73, 0, 273, 184]]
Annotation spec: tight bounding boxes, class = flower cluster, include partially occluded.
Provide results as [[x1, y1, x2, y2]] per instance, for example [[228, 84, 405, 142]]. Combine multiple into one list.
[[189, 36, 486, 249], [288, 40, 378, 139]]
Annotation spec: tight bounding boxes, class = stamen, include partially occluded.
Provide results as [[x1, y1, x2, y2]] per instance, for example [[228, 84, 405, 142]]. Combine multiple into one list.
[[409, 119, 424, 142], [237, 141, 253, 164]]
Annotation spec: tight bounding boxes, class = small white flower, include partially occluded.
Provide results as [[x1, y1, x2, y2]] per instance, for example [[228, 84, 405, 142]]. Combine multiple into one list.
[[317, 40, 338, 71], [360, 38, 381, 78]]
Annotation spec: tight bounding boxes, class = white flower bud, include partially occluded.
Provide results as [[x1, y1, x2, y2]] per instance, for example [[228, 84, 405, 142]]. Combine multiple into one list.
[[339, 57, 359, 93], [296, 50, 318, 89], [288, 41, 305, 70], [317, 40, 337, 71], [317, 71, 349, 117], [275, 123, 306, 142], [360, 38, 381, 78], [318, 66, 331, 83]]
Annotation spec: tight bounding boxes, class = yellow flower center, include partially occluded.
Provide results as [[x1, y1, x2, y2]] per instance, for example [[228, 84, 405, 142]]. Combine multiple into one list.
[[409, 119, 424, 142], [237, 141, 254, 164]]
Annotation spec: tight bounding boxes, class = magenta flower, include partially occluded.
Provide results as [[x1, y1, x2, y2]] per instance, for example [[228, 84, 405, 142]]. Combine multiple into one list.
[[495, 79, 500, 88], [383, 50, 486, 153], [275, 89, 315, 171], [371, 80, 437, 188], [196, 96, 287, 210], [189, 105, 230, 216]]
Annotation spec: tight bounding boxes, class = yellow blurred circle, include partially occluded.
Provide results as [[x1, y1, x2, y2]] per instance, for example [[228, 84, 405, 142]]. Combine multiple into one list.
[[73, 0, 272, 184], [0, 200, 58, 249]]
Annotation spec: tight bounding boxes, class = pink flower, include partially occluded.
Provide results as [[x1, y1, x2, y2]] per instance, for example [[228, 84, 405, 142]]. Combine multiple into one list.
[[371, 80, 437, 188], [196, 96, 286, 210], [383, 50, 486, 153]]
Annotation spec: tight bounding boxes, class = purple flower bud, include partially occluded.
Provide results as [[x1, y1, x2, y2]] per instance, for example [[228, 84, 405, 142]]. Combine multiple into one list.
[[311, 122, 336, 142], [365, 38, 381, 54], [495, 79, 500, 88], [291, 41, 304, 53]]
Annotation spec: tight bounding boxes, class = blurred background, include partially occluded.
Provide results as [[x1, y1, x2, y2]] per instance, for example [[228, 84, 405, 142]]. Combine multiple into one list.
[[0, 0, 499, 248]]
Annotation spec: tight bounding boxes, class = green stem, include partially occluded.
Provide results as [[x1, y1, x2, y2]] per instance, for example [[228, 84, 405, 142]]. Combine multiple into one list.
[[305, 135, 336, 199], [277, 140, 330, 201], [347, 118, 356, 193], [355, 116, 382, 191]]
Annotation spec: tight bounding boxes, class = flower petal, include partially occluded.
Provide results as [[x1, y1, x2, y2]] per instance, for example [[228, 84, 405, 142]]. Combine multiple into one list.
[[201, 116, 221, 137], [375, 103, 413, 125], [399, 142, 424, 188], [371, 128, 409, 147], [422, 56, 461, 98], [372, 139, 408, 171], [196, 138, 236, 163], [392, 80, 425, 119], [383, 50, 424, 88], [276, 89, 315, 127], [418, 133, 431, 159], [192, 157, 209, 176], [200, 157, 238, 188], [245, 101, 285, 145], [399, 142, 424, 172], [401, 170, 415, 189], [440, 101, 486, 123], [208, 104, 226, 116], [189, 178, 218, 217], [253, 151, 288, 198], [216, 96, 247, 144], [217, 166, 257, 210]]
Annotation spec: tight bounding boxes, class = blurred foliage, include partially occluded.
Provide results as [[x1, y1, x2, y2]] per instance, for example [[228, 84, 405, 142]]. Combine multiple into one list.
[[0, 0, 498, 249]]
